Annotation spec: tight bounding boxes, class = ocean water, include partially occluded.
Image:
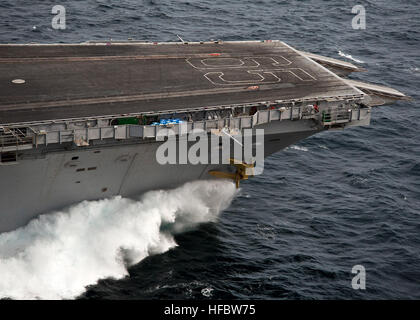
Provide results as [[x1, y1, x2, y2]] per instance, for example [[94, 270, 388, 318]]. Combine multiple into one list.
[[0, 0, 419, 299]]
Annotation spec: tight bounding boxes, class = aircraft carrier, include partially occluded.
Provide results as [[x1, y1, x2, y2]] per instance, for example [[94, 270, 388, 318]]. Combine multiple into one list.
[[0, 40, 408, 233]]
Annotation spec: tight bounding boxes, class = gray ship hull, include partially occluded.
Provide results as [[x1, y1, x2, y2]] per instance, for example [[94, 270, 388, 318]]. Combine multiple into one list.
[[0, 119, 319, 233]]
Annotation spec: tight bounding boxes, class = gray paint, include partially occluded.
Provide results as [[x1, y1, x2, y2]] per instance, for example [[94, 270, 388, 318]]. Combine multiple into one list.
[[0, 119, 318, 233]]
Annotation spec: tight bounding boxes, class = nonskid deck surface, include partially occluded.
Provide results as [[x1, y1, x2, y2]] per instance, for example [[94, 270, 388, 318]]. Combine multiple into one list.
[[0, 41, 362, 124]]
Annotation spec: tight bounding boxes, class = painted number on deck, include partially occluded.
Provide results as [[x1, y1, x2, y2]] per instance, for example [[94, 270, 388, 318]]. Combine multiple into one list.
[[186, 56, 316, 85]]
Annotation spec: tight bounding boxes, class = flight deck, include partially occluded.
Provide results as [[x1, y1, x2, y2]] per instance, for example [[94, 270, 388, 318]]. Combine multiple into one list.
[[0, 40, 363, 125]]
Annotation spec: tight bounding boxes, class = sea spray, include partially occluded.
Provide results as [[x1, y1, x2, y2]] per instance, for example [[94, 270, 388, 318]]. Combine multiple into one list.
[[288, 145, 309, 152], [338, 50, 365, 64], [0, 180, 237, 300]]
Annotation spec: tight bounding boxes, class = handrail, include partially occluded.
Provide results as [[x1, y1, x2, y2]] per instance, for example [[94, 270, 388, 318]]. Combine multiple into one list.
[[1, 104, 370, 149]]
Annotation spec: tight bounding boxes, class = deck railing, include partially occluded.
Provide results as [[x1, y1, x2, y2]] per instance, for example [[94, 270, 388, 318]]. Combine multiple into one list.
[[0, 105, 370, 149], [0, 128, 34, 152]]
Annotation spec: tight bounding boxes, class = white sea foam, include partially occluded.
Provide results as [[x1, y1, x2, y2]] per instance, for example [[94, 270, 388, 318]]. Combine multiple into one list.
[[0, 180, 236, 300], [338, 50, 365, 64], [201, 287, 214, 297], [409, 67, 420, 74], [289, 145, 309, 152]]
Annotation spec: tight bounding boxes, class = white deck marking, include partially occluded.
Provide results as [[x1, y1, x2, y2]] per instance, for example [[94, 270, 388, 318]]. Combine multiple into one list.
[[204, 71, 270, 85], [187, 55, 316, 85], [186, 56, 292, 70], [200, 58, 245, 67], [11, 79, 26, 84], [203, 68, 316, 85]]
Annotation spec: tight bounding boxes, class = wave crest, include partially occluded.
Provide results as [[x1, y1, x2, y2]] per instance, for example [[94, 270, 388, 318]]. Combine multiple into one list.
[[0, 180, 236, 300]]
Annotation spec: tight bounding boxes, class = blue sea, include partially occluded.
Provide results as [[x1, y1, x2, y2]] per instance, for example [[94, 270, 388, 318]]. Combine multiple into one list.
[[0, 0, 419, 299]]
